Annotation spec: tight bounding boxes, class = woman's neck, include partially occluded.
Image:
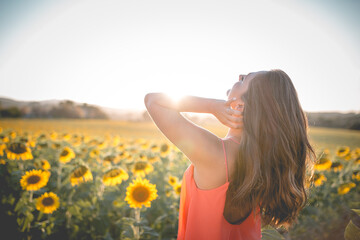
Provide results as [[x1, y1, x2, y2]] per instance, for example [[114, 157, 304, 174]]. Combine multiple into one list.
[[225, 128, 243, 143]]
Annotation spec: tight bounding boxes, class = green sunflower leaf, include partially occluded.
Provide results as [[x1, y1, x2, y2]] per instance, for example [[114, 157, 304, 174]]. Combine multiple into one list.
[[261, 225, 284, 240]]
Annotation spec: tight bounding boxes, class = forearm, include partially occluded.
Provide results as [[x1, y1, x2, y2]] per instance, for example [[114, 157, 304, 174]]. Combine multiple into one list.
[[144, 93, 218, 114]]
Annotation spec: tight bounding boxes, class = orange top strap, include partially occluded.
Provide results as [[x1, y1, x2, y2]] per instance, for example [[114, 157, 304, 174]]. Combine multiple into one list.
[[221, 137, 241, 182]]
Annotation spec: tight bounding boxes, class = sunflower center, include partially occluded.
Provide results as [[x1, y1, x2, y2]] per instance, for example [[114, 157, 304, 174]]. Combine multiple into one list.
[[104, 156, 115, 162], [107, 169, 121, 178], [9, 143, 27, 154], [73, 166, 88, 178], [339, 149, 345, 153], [133, 186, 150, 202], [161, 144, 169, 152], [27, 175, 41, 184], [42, 197, 55, 206], [61, 149, 69, 157], [134, 162, 147, 171], [53, 143, 61, 149]]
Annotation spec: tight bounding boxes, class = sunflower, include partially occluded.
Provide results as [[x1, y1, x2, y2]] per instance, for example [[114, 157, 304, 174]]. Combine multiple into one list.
[[173, 183, 182, 196], [87, 139, 99, 147], [165, 189, 172, 197], [117, 143, 127, 151], [70, 166, 93, 186], [148, 155, 160, 164], [314, 157, 332, 171], [330, 161, 343, 172], [34, 159, 51, 170], [51, 142, 61, 150], [112, 136, 121, 147], [72, 139, 82, 147], [150, 144, 160, 153], [160, 143, 171, 157], [141, 142, 150, 150], [62, 133, 71, 141], [337, 182, 356, 195], [352, 171, 360, 181], [83, 135, 91, 143], [132, 161, 154, 177], [336, 146, 350, 158], [37, 142, 49, 150], [19, 136, 35, 148], [118, 151, 129, 160], [139, 153, 148, 161], [59, 146, 75, 163], [103, 168, 129, 186], [89, 149, 100, 158], [0, 135, 9, 143], [9, 131, 16, 139], [313, 173, 326, 187], [20, 169, 50, 191], [50, 132, 58, 140], [168, 175, 178, 186], [5, 142, 33, 160], [125, 155, 134, 163], [97, 141, 107, 149], [102, 155, 121, 166], [35, 192, 60, 214], [0, 143, 6, 156], [351, 148, 360, 159], [125, 177, 158, 208]]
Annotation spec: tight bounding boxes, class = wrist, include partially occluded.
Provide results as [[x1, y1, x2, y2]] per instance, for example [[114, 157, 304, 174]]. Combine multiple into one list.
[[208, 98, 220, 115]]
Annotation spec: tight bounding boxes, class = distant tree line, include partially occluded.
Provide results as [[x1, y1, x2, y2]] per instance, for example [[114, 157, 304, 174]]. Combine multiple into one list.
[[306, 112, 360, 130], [143, 110, 360, 131], [0, 101, 108, 119], [1, 100, 359, 130]]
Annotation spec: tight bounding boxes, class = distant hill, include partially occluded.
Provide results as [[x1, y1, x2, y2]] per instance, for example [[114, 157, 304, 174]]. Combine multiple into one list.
[[0, 96, 359, 130], [0, 97, 109, 119], [306, 111, 360, 130]]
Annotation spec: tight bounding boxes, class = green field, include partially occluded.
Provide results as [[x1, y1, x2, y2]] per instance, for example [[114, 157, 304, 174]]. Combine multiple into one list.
[[1, 118, 359, 239], [1, 118, 359, 152]]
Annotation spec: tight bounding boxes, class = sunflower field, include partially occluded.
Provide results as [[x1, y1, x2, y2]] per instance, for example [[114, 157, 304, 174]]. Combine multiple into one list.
[[0, 121, 359, 240]]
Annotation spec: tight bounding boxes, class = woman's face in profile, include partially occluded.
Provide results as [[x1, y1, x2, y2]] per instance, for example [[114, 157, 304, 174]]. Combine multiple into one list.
[[226, 71, 266, 110]]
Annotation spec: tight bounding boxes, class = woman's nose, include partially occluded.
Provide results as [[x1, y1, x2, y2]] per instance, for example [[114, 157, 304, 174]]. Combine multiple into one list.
[[239, 74, 246, 81]]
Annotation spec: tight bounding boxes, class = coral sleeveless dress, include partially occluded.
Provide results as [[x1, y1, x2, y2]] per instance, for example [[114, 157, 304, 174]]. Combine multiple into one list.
[[177, 137, 262, 240]]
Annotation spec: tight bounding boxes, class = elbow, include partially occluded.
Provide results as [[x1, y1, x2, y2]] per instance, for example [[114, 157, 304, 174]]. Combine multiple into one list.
[[144, 93, 153, 109]]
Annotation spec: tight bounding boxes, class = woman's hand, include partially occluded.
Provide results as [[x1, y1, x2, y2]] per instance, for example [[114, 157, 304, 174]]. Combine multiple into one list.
[[211, 98, 243, 129]]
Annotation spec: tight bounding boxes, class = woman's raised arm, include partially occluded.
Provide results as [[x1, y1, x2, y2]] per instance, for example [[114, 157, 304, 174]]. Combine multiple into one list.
[[144, 93, 242, 168]]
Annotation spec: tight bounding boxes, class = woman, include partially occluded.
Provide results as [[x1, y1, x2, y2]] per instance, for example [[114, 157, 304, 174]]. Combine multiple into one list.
[[144, 69, 315, 240]]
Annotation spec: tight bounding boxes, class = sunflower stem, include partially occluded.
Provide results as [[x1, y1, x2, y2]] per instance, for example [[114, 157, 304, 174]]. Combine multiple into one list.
[[66, 210, 71, 229], [29, 191, 33, 202], [134, 208, 141, 240], [98, 182, 104, 199], [57, 163, 62, 189], [68, 188, 75, 205], [19, 161, 24, 171]]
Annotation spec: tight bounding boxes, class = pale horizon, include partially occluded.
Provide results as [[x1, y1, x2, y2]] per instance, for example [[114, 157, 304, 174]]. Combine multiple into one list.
[[1, 0, 359, 113]]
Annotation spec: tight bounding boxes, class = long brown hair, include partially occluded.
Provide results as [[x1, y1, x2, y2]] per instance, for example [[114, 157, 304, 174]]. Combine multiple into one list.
[[223, 69, 316, 228]]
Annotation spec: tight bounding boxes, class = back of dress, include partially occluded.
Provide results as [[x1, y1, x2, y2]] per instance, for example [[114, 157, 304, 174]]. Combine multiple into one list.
[[177, 138, 262, 240]]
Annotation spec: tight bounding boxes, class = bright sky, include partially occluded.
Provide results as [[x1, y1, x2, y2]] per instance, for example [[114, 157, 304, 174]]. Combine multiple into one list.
[[0, 0, 359, 112]]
